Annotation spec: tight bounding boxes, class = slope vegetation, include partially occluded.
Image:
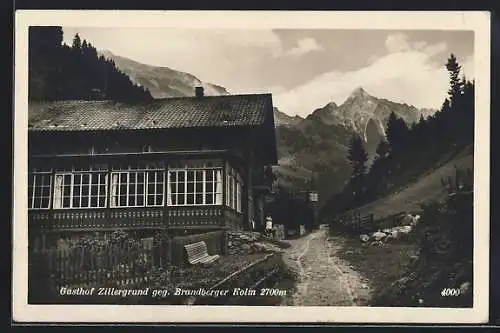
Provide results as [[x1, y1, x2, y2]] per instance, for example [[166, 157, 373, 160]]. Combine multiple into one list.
[[340, 145, 473, 220]]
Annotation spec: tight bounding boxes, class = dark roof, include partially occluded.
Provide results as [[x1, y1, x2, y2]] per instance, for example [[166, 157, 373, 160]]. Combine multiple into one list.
[[28, 94, 273, 132]]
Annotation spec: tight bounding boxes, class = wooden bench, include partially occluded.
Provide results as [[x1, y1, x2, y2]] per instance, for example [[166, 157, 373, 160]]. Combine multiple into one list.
[[184, 241, 220, 265]]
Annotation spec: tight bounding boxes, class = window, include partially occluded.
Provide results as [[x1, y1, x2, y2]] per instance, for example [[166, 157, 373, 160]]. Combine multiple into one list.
[[168, 168, 223, 206], [53, 170, 108, 209], [236, 176, 242, 213], [110, 167, 164, 208], [225, 165, 243, 212], [28, 171, 52, 209]]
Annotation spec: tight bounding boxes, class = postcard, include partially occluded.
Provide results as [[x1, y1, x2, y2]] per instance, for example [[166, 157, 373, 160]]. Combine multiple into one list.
[[13, 10, 490, 323]]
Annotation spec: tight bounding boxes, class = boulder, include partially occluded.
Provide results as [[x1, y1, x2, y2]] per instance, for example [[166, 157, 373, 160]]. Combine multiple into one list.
[[392, 225, 412, 234], [360, 234, 370, 242], [402, 213, 414, 225], [371, 231, 387, 241], [410, 215, 421, 226], [386, 231, 400, 241], [399, 225, 413, 234]]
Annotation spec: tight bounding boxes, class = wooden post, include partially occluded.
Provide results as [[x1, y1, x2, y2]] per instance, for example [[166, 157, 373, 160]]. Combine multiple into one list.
[[222, 161, 227, 228]]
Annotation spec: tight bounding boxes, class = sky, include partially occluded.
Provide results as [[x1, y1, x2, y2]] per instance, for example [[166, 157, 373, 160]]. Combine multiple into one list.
[[62, 27, 474, 117]]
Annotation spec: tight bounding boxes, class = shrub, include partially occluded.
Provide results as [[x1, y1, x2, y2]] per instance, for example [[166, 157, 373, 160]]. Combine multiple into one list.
[[374, 191, 473, 307]]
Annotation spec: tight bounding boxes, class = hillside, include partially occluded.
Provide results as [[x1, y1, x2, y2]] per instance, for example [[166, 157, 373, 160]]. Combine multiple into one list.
[[338, 145, 473, 220], [100, 50, 230, 98], [29, 27, 152, 102], [274, 120, 354, 205], [274, 107, 304, 127]]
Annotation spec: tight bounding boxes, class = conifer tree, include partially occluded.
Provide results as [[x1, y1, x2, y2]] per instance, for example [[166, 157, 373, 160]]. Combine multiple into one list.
[[347, 135, 368, 178], [445, 54, 463, 107], [28, 27, 153, 102], [386, 111, 409, 154], [72, 33, 82, 49], [347, 135, 368, 203]]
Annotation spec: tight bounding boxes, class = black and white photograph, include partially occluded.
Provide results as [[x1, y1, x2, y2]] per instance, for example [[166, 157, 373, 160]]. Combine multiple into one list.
[[13, 10, 490, 323]]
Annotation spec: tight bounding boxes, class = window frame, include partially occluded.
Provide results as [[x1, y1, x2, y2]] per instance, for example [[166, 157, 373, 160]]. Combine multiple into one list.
[[28, 171, 53, 210], [225, 164, 243, 213], [167, 167, 223, 207], [109, 167, 165, 208], [52, 169, 108, 210]]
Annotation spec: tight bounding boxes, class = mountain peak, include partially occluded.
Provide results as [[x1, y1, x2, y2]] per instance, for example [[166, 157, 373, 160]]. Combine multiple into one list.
[[325, 101, 338, 109], [349, 86, 370, 99]]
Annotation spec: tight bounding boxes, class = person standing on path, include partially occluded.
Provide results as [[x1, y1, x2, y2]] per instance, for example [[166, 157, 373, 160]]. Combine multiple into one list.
[[265, 215, 275, 238]]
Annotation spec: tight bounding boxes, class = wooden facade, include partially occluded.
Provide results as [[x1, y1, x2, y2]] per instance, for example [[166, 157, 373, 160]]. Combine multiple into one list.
[[28, 91, 278, 245]]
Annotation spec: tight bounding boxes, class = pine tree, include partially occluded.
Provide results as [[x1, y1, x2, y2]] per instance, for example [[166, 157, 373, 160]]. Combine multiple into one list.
[[347, 135, 368, 203], [375, 139, 389, 159], [29, 27, 153, 102], [348, 134, 368, 178], [445, 54, 463, 107], [28, 26, 64, 100], [72, 33, 82, 49], [386, 111, 409, 154]]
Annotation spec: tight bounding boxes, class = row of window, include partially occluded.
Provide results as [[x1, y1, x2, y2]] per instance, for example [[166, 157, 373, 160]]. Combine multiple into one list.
[[28, 167, 241, 211]]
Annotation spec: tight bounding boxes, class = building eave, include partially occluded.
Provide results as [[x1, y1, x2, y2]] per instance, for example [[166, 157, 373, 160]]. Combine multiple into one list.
[[29, 149, 232, 160]]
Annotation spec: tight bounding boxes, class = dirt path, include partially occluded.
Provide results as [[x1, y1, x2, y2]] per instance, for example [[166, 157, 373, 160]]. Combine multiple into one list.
[[282, 225, 372, 306]]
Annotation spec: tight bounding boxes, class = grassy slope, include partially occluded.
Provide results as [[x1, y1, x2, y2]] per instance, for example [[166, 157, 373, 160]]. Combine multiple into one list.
[[332, 146, 474, 307], [343, 147, 473, 220], [334, 233, 419, 305]]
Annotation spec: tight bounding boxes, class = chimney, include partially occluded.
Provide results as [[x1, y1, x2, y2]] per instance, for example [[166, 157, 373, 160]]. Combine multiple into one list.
[[195, 86, 204, 98]]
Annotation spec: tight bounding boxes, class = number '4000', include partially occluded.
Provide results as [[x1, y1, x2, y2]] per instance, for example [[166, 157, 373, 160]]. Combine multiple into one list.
[[441, 288, 461, 296]]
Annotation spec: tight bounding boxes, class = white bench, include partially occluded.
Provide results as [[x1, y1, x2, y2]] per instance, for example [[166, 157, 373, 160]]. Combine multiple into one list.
[[184, 241, 220, 265]]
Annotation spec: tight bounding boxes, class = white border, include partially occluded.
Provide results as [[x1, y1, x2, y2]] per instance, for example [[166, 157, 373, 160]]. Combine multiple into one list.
[[13, 10, 491, 323]]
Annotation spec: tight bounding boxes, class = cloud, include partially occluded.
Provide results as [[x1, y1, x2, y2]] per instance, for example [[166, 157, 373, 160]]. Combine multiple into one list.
[[273, 34, 462, 117], [385, 33, 412, 53], [422, 42, 447, 56], [284, 37, 324, 57], [385, 33, 448, 56]]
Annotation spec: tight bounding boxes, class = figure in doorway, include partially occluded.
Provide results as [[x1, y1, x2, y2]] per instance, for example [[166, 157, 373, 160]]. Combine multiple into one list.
[[265, 215, 275, 239]]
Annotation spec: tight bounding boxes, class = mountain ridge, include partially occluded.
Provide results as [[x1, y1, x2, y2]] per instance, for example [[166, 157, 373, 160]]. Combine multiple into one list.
[[304, 87, 437, 162], [99, 50, 230, 98]]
